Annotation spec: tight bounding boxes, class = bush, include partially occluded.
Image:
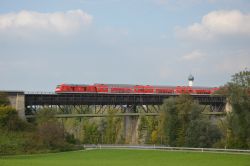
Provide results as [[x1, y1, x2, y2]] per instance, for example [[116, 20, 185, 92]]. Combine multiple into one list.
[[65, 133, 79, 144], [0, 106, 28, 131], [0, 107, 79, 155], [34, 108, 77, 151], [36, 121, 66, 149], [0, 129, 30, 155]]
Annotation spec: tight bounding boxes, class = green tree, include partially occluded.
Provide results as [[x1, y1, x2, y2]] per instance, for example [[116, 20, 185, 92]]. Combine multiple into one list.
[[138, 115, 160, 144], [185, 110, 221, 148], [157, 111, 167, 144], [220, 69, 250, 149], [160, 95, 221, 147], [83, 119, 101, 144], [161, 97, 180, 146], [104, 108, 122, 144], [162, 95, 198, 146]]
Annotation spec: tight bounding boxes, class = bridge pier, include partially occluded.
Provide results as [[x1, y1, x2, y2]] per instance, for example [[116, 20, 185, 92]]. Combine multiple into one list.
[[124, 105, 139, 144], [225, 100, 232, 113], [5, 91, 26, 120]]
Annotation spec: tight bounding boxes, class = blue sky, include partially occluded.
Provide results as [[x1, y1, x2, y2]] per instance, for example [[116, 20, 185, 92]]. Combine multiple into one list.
[[0, 0, 249, 91]]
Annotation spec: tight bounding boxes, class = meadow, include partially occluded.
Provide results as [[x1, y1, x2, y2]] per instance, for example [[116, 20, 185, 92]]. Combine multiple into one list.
[[0, 149, 249, 166]]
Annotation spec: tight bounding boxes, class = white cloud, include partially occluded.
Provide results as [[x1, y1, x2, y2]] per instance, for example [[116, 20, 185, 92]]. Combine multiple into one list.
[[0, 10, 93, 36], [176, 10, 250, 40], [181, 50, 206, 60]]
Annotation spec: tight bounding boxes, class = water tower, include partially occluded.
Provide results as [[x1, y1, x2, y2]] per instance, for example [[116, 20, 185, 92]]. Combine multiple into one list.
[[188, 74, 194, 87]]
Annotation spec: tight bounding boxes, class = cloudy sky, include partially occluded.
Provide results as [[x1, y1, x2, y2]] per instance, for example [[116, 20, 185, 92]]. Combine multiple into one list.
[[0, 0, 249, 91]]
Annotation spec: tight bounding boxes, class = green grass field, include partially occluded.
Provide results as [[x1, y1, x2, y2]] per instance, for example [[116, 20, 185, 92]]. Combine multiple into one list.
[[0, 149, 249, 166]]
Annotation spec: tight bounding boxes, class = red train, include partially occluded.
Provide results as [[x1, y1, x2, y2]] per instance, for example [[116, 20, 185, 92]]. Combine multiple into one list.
[[55, 83, 219, 95]]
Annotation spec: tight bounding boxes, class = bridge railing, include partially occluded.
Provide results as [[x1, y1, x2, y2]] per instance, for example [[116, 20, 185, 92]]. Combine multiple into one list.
[[83, 144, 250, 154], [25, 91, 56, 95]]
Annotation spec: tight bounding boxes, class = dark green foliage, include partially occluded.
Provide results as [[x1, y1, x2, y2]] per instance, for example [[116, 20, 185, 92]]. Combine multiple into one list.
[[160, 95, 194, 146], [0, 106, 28, 131], [65, 133, 78, 144], [219, 69, 250, 149], [0, 93, 10, 106], [165, 102, 179, 146], [185, 120, 221, 147], [160, 95, 221, 147]]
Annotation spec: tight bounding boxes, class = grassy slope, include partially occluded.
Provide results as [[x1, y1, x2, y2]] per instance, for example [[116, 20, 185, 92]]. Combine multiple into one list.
[[0, 149, 249, 166]]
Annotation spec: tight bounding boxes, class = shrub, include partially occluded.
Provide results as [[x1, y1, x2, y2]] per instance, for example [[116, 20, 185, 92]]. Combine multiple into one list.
[[0, 106, 28, 131]]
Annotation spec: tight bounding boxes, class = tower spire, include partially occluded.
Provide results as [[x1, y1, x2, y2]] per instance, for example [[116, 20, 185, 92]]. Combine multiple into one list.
[[188, 74, 194, 86]]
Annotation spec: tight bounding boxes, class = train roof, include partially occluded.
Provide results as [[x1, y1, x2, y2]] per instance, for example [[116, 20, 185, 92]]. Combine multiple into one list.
[[57, 83, 218, 89]]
